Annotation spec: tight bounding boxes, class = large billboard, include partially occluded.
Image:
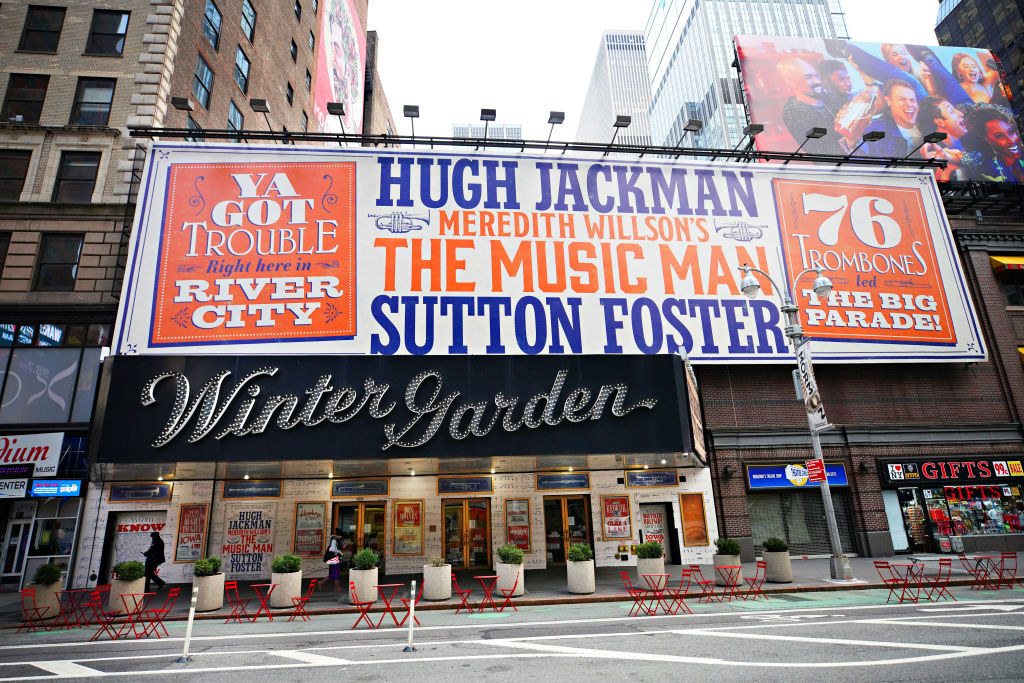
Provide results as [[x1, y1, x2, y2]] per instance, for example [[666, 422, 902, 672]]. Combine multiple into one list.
[[313, 0, 365, 134], [735, 36, 1023, 184], [113, 143, 986, 363]]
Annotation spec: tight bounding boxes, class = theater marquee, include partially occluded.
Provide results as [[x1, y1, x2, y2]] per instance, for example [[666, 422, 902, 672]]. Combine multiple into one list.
[[114, 144, 985, 363]]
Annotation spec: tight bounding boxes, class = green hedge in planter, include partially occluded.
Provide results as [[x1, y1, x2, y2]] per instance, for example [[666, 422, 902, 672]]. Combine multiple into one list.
[[715, 538, 742, 556], [193, 557, 222, 577], [112, 561, 145, 581], [496, 544, 524, 564], [32, 563, 62, 586], [636, 541, 663, 559], [762, 537, 789, 552], [271, 554, 302, 573], [428, 556, 448, 567], [353, 548, 378, 570], [567, 543, 593, 562]]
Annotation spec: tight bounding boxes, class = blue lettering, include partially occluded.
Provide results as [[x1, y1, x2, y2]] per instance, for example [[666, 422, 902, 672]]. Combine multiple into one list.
[[375, 157, 414, 207], [370, 295, 401, 354]]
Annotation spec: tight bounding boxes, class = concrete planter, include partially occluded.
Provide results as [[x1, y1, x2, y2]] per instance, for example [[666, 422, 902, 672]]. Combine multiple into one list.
[[713, 554, 743, 586], [349, 567, 379, 605], [636, 556, 665, 585], [422, 564, 452, 601], [496, 562, 524, 596], [764, 551, 792, 583], [270, 569, 302, 608], [194, 572, 225, 611], [108, 578, 145, 613], [25, 583, 60, 621], [567, 560, 595, 594]]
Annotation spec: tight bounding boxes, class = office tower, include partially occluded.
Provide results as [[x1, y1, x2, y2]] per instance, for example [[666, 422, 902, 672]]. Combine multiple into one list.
[[935, 0, 1024, 117], [644, 0, 849, 149], [576, 31, 652, 146]]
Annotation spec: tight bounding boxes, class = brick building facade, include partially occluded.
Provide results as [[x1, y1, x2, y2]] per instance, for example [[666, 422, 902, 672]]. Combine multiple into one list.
[[701, 215, 1024, 559]]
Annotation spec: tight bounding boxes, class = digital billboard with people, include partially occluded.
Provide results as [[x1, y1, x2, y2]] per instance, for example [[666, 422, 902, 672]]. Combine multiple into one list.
[[734, 36, 1022, 184]]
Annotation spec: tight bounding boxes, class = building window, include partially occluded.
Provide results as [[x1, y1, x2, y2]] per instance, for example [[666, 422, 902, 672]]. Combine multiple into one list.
[[0, 151, 32, 201], [185, 115, 203, 142], [308, 31, 314, 50], [2, 74, 49, 124], [69, 78, 116, 126], [286, 82, 294, 105], [301, 110, 308, 131], [51, 151, 100, 204], [85, 10, 130, 56], [192, 55, 214, 110], [1002, 273, 1024, 306], [33, 233, 84, 291], [18, 6, 66, 53], [233, 46, 251, 94], [290, 39, 298, 62], [305, 69, 311, 90], [202, 0, 222, 50], [241, 0, 256, 42], [294, 0, 301, 20], [0, 233, 11, 277], [228, 101, 244, 131]]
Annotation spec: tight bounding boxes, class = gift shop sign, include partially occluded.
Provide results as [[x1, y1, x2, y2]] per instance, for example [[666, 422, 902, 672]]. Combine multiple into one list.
[[881, 458, 1024, 487], [115, 145, 984, 363]]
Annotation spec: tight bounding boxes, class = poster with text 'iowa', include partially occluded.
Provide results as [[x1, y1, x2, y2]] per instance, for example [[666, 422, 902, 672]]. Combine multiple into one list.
[[114, 143, 985, 363]]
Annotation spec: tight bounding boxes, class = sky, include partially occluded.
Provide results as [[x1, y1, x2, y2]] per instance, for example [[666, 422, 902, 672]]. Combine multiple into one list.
[[365, 0, 940, 141]]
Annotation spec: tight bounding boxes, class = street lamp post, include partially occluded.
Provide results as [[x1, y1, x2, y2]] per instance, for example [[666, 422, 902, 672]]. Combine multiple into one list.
[[738, 264, 854, 581]]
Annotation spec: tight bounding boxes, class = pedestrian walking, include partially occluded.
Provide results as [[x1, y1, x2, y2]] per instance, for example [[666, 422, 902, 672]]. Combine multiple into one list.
[[143, 531, 166, 593], [325, 528, 342, 591]]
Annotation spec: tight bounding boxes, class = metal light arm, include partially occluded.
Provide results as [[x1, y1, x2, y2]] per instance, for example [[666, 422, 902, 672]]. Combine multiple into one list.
[[740, 265, 829, 344]]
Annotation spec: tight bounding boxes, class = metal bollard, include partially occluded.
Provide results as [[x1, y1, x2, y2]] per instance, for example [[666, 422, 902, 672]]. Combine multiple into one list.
[[177, 586, 199, 663], [403, 579, 417, 653]]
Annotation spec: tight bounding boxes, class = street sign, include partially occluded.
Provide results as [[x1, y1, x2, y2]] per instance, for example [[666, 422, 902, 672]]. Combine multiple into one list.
[[805, 458, 826, 483]]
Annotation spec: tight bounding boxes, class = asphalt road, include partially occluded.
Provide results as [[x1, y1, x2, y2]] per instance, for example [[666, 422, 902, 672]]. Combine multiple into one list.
[[2, 587, 1023, 681]]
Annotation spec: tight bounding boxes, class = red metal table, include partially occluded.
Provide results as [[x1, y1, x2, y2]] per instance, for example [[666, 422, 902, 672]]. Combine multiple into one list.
[[55, 588, 91, 630], [474, 575, 500, 613], [972, 556, 1002, 590], [250, 583, 278, 622], [374, 584, 404, 628], [115, 593, 156, 639], [890, 563, 924, 603], [714, 566, 743, 601], [642, 574, 672, 615]]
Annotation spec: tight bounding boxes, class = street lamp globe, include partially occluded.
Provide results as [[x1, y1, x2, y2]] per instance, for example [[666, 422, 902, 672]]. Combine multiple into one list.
[[739, 266, 761, 298], [812, 268, 833, 298]]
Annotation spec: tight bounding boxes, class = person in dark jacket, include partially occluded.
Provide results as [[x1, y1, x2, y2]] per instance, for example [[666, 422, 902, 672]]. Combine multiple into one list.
[[143, 531, 166, 592]]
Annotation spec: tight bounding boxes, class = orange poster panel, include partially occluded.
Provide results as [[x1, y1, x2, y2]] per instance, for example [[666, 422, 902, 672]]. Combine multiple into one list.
[[773, 180, 955, 346], [151, 162, 356, 346], [679, 493, 709, 547]]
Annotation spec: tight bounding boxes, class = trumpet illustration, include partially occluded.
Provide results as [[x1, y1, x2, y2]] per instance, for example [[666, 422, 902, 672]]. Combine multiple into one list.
[[367, 211, 429, 233]]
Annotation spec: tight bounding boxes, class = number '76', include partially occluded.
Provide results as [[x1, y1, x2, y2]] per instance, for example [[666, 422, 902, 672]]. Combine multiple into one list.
[[802, 193, 902, 249]]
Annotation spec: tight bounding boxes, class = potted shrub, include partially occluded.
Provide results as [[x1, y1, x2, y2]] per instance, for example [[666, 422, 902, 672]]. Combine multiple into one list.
[[635, 541, 665, 584], [109, 560, 146, 613], [270, 554, 303, 608], [423, 555, 452, 601], [762, 537, 792, 583], [495, 544, 525, 597], [713, 538, 743, 587], [348, 548, 379, 605], [26, 563, 62, 621], [566, 543, 595, 594], [192, 557, 224, 611]]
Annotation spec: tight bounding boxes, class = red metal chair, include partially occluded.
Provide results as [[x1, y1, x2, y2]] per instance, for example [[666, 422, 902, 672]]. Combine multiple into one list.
[[957, 554, 991, 591], [350, 581, 376, 630], [142, 587, 181, 637], [998, 552, 1018, 589], [451, 575, 474, 615], [744, 560, 769, 601], [17, 589, 54, 633], [874, 560, 901, 603], [665, 568, 693, 615], [620, 571, 652, 616], [922, 558, 955, 602], [399, 582, 424, 626], [224, 581, 251, 624], [497, 570, 520, 613], [85, 598, 122, 641], [287, 579, 318, 622], [689, 565, 719, 604]]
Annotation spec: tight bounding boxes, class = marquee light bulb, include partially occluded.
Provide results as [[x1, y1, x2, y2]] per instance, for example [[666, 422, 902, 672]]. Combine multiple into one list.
[[644, 464, 649, 470], [661, 459, 667, 465], [243, 474, 250, 480], [569, 466, 574, 472]]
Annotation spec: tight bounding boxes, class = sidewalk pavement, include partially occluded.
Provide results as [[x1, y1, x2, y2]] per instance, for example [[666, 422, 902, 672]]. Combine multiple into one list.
[[1, 553, 1015, 626]]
